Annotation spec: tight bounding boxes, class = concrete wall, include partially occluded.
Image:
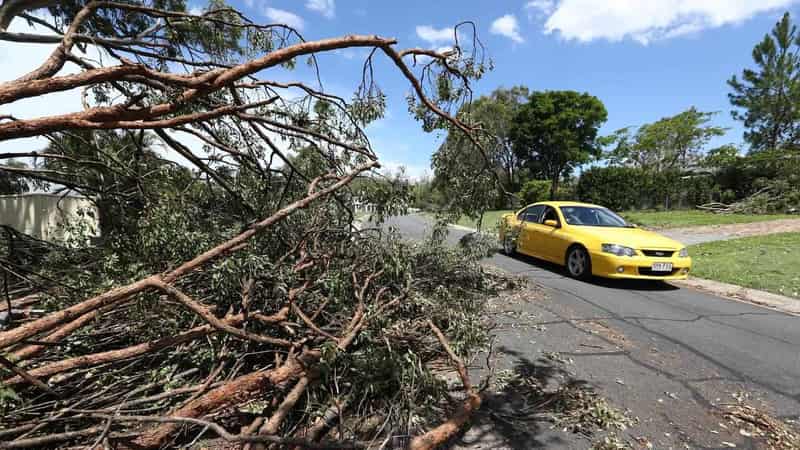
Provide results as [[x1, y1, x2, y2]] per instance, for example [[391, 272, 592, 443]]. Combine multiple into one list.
[[0, 193, 99, 242]]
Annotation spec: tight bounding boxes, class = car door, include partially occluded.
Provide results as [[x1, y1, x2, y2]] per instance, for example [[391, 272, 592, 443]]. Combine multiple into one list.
[[516, 205, 545, 256], [547, 207, 574, 263], [527, 206, 568, 262]]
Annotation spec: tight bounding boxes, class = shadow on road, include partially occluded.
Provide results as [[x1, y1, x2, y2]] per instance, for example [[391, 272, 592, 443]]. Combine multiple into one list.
[[453, 348, 610, 449], [502, 251, 680, 292]]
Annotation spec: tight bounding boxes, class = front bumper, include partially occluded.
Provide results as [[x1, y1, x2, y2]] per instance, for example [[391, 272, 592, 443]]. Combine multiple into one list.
[[589, 251, 692, 280]]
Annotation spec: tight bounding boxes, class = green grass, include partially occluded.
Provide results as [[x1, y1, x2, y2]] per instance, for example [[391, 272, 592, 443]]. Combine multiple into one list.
[[454, 210, 513, 232], [620, 210, 795, 229], [688, 233, 800, 298]]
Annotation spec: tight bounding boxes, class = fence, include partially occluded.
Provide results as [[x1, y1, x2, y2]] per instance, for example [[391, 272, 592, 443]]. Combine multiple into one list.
[[0, 193, 99, 243]]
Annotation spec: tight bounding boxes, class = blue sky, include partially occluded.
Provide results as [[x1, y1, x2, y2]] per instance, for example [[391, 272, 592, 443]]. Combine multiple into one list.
[[219, 0, 799, 178], [2, 1, 799, 178]]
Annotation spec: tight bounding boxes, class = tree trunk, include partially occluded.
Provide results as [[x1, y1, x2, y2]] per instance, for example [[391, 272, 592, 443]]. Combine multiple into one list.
[[549, 174, 559, 200]]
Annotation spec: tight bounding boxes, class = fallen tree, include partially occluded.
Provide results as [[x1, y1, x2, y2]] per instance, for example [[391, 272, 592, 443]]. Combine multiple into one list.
[[0, 1, 505, 448], [697, 185, 799, 214]]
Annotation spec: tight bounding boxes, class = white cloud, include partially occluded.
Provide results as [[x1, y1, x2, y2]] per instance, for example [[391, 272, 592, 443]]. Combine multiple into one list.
[[186, 1, 204, 15], [537, 0, 797, 44], [243, 0, 255, 8], [306, 0, 335, 19], [264, 7, 305, 30], [415, 25, 455, 44], [526, 0, 555, 17], [336, 49, 357, 59], [490, 14, 524, 43], [335, 48, 370, 60], [380, 161, 429, 182]]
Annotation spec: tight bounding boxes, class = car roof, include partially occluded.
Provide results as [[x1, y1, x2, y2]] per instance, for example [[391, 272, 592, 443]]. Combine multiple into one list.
[[522, 201, 605, 209]]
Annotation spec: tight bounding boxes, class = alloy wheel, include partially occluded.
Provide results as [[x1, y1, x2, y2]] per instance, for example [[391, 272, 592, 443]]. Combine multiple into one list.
[[567, 247, 589, 278], [503, 236, 516, 255]]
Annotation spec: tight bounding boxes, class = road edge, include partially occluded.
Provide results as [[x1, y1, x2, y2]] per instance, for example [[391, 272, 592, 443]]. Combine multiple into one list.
[[673, 277, 800, 316]]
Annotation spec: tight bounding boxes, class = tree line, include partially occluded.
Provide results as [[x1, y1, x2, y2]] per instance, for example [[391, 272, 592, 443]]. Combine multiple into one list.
[[419, 12, 800, 217]]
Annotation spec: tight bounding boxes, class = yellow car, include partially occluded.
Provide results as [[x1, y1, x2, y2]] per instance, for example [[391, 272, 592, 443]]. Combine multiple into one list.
[[498, 201, 692, 280]]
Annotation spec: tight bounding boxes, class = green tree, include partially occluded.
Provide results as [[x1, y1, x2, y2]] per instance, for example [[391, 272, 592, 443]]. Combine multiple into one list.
[[432, 128, 498, 225], [603, 107, 727, 171], [728, 12, 800, 152], [510, 90, 607, 199], [468, 86, 529, 192], [517, 179, 550, 205], [410, 175, 444, 210], [0, 159, 32, 194], [431, 86, 529, 216], [701, 144, 741, 169]]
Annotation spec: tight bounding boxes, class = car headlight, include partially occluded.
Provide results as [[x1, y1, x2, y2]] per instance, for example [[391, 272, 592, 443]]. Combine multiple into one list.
[[679, 248, 689, 258], [602, 243, 636, 257]]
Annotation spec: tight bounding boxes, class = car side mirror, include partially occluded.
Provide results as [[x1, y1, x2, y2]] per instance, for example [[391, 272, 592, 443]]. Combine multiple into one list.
[[544, 219, 559, 228]]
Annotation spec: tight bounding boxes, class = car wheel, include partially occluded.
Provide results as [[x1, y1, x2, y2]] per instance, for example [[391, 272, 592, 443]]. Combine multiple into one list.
[[502, 235, 517, 255], [566, 246, 591, 279]]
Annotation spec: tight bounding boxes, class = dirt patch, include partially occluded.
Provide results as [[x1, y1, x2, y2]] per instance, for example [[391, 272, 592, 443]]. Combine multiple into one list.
[[659, 218, 800, 245], [570, 319, 629, 349]]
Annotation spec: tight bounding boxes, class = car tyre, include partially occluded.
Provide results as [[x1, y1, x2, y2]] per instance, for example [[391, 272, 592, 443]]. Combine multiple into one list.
[[502, 235, 517, 255], [566, 246, 591, 280]]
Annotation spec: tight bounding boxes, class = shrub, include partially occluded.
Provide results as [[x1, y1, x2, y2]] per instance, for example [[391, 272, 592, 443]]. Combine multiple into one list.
[[518, 179, 550, 205], [676, 172, 716, 208], [576, 167, 642, 210], [411, 180, 445, 211], [576, 167, 716, 210], [555, 180, 577, 201], [720, 189, 737, 204]]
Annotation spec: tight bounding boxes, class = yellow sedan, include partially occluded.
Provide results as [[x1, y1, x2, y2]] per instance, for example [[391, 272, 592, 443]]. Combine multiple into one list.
[[498, 201, 692, 280]]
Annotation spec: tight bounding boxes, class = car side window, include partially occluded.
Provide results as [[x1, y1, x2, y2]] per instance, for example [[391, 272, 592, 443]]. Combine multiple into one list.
[[541, 206, 559, 224], [517, 205, 545, 223]]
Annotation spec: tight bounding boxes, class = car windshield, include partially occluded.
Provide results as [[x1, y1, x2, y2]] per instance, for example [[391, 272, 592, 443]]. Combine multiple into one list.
[[559, 206, 631, 227]]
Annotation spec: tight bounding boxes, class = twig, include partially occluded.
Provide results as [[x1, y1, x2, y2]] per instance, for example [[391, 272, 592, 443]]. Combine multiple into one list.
[[0, 354, 57, 396], [84, 414, 367, 449]]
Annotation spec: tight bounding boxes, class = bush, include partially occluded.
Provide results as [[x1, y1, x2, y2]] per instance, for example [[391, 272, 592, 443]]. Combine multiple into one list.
[[518, 179, 550, 205], [555, 180, 577, 201], [678, 172, 716, 207], [576, 167, 642, 210], [576, 167, 716, 210], [720, 189, 737, 204], [411, 180, 445, 211]]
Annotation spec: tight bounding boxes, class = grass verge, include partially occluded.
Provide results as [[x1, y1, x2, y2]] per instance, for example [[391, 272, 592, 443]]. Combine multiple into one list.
[[450, 209, 795, 232], [688, 232, 800, 298], [621, 210, 795, 229]]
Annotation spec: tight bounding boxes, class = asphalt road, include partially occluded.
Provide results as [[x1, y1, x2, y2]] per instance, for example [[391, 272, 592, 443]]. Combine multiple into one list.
[[384, 213, 800, 448]]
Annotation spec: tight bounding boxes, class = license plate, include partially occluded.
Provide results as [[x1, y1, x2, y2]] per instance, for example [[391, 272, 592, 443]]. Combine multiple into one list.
[[651, 262, 673, 272]]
